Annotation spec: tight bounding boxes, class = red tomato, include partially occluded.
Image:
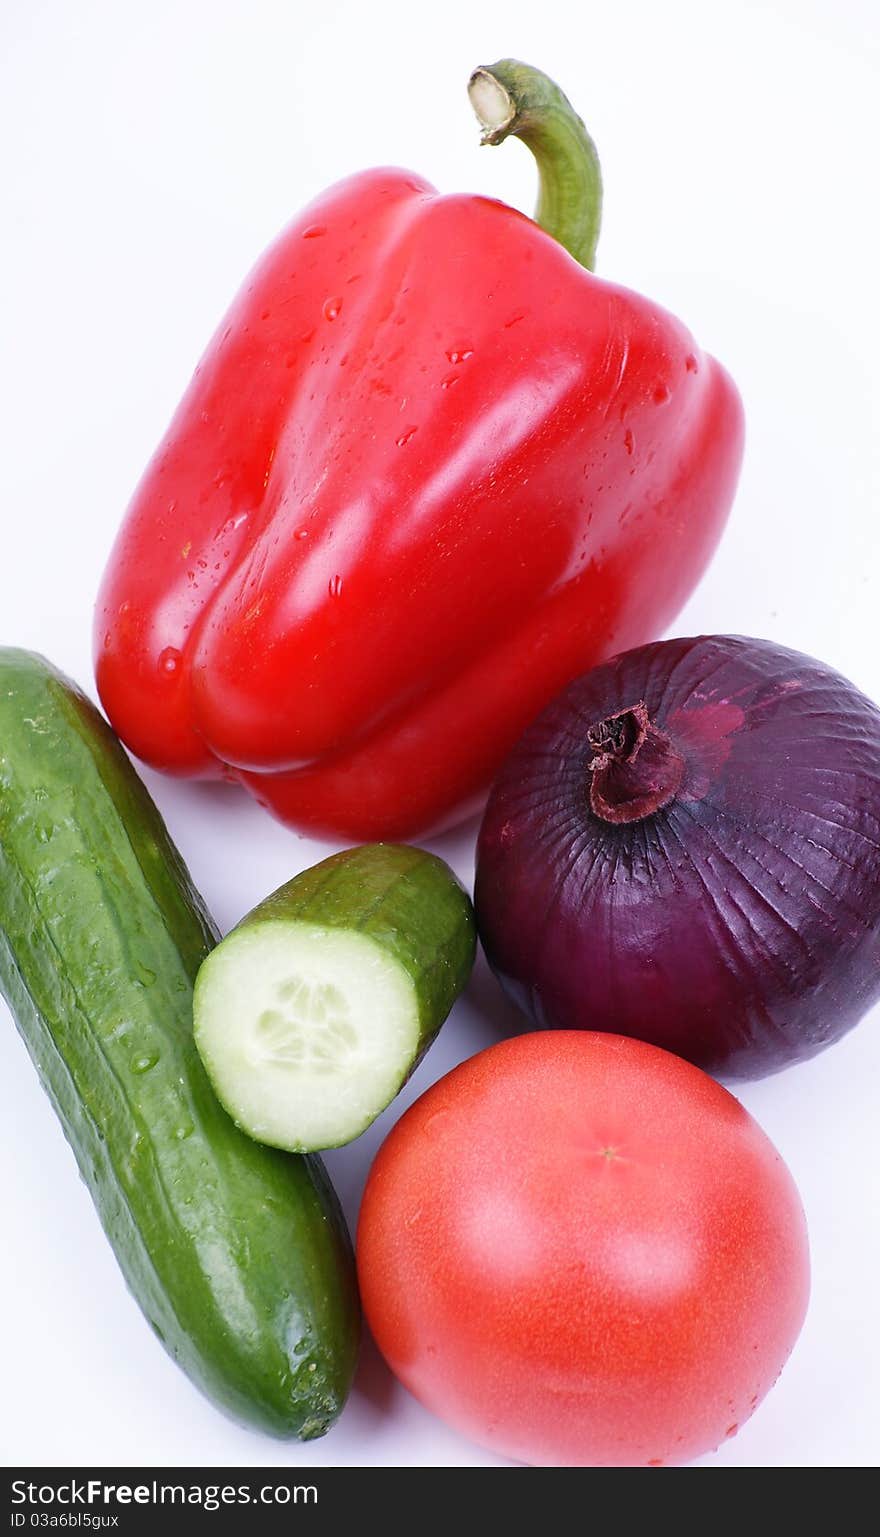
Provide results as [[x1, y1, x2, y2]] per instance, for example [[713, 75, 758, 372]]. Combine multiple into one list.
[[357, 1032, 809, 1467]]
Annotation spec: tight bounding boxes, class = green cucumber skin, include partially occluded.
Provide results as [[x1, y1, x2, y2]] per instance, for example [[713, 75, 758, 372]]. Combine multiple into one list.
[[216, 842, 477, 1077], [0, 649, 359, 1438]]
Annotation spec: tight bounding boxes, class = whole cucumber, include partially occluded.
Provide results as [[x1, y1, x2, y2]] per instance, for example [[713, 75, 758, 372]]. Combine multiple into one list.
[[0, 649, 359, 1437]]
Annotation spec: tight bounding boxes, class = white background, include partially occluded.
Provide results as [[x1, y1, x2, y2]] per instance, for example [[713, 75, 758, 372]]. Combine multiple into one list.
[[1, 0, 878, 1469]]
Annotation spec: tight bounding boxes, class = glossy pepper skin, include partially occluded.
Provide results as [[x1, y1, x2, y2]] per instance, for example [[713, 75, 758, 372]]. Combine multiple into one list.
[[95, 62, 743, 841]]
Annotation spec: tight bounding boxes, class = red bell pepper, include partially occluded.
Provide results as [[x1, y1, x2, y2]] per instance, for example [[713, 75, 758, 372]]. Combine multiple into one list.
[[95, 60, 743, 840]]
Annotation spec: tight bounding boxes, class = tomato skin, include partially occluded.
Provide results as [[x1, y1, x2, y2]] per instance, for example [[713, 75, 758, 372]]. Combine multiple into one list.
[[357, 1033, 809, 1467]]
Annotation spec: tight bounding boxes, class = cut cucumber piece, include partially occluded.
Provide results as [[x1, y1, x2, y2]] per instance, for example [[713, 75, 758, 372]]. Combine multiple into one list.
[[194, 844, 476, 1151]]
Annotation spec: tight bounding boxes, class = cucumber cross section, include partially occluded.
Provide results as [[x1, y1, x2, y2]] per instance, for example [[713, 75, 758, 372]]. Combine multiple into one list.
[[194, 845, 476, 1152]]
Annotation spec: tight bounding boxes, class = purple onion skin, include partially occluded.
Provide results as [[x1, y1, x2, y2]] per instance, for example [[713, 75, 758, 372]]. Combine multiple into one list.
[[474, 635, 880, 1078]]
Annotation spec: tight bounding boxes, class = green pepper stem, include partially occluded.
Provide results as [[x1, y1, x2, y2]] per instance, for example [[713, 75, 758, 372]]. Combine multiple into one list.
[[468, 59, 602, 271]]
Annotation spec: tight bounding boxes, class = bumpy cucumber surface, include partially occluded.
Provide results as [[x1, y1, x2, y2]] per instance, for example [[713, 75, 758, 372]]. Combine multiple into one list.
[[0, 649, 359, 1437], [194, 844, 477, 1151]]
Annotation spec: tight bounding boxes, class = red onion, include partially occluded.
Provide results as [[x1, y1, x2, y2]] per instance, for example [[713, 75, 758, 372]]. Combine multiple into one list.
[[475, 635, 880, 1078]]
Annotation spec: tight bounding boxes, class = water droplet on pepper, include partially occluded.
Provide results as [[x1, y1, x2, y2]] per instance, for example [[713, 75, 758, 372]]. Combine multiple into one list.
[[158, 647, 181, 676]]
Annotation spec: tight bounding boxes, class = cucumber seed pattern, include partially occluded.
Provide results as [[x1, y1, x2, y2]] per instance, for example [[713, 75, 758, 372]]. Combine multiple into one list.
[[251, 979, 359, 1073]]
